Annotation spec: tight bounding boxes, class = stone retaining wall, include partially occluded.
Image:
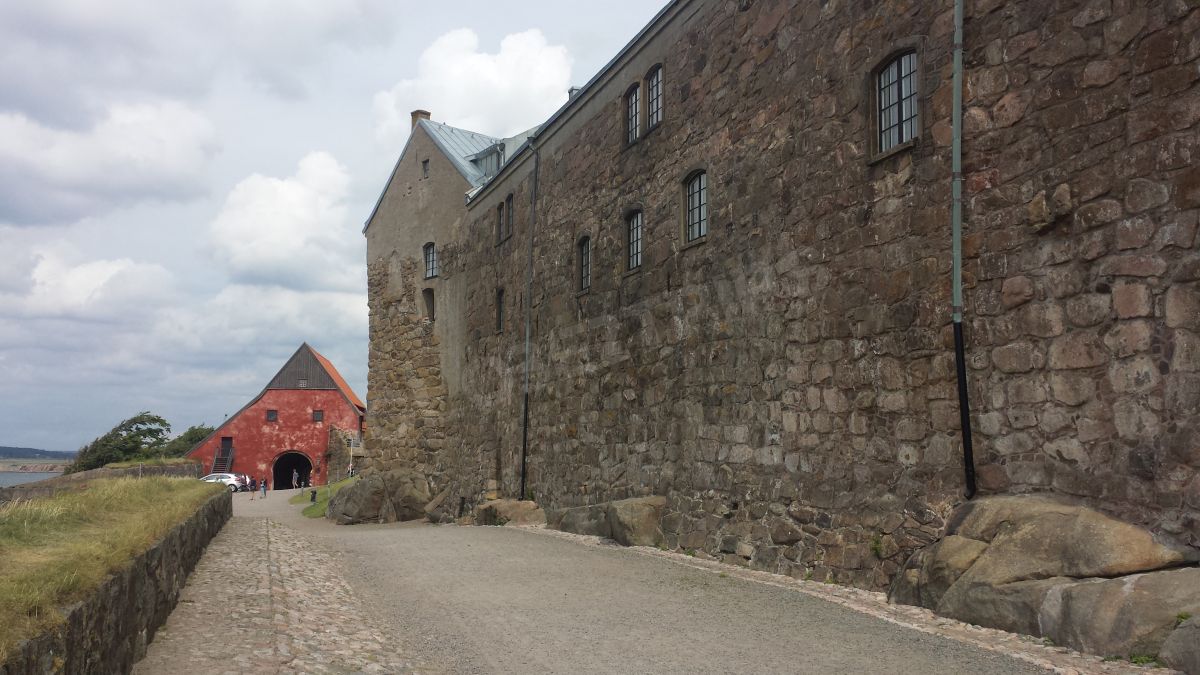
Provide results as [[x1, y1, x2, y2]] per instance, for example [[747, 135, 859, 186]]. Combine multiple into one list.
[[0, 462, 204, 504], [0, 490, 232, 675]]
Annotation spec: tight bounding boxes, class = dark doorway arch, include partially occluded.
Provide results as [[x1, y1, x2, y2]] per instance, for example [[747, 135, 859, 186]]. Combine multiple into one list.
[[273, 451, 312, 489]]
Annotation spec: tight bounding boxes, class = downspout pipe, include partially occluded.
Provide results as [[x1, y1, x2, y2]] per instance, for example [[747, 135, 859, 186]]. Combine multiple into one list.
[[951, 0, 977, 499], [519, 143, 540, 500]]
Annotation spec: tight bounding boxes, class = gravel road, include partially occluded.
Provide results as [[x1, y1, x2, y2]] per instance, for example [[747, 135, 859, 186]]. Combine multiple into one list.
[[142, 491, 1163, 674], [279, 503, 1049, 674]]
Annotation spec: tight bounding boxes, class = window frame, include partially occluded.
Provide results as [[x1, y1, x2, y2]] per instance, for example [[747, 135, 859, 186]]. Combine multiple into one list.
[[423, 242, 438, 279], [646, 65, 663, 129], [422, 288, 435, 321], [625, 84, 641, 145], [870, 47, 922, 161], [312, 410, 324, 423], [495, 287, 505, 333], [504, 193, 514, 240], [421, 159, 429, 178], [683, 170, 708, 244], [266, 409, 278, 422], [626, 210, 643, 271], [577, 235, 592, 293]]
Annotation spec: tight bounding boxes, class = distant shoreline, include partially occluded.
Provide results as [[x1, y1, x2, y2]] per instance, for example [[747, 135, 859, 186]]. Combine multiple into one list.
[[0, 463, 68, 473]]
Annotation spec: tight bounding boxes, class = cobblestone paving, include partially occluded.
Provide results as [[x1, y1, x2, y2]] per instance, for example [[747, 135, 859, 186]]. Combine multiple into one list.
[[134, 515, 422, 675]]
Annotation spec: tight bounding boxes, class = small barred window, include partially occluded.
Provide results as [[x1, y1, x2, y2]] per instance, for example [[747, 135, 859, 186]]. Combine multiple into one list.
[[625, 85, 640, 144], [685, 171, 708, 242], [646, 66, 663, 128], [627, 211, 643, 270]]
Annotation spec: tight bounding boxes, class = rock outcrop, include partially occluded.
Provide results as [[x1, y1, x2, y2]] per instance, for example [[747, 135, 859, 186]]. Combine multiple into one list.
[[326, 469, 430, 525], [473, 499, 546, 526], [890, 495, 1200, 668], [551, 496, 667, 547]]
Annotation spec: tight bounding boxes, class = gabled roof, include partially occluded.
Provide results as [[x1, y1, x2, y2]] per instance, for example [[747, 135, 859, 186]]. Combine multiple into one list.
[[185, 344, 364, 458], [363, 119, 499, 232], [422, 120, 499, 187]]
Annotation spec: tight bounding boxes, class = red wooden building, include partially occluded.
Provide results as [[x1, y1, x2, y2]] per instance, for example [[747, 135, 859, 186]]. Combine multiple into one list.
[[188, 344, 364, 488]]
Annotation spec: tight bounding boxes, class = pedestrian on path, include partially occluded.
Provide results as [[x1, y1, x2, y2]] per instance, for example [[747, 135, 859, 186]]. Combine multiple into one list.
[[260, 476, 268, 498], [292, 468, 299, 490]]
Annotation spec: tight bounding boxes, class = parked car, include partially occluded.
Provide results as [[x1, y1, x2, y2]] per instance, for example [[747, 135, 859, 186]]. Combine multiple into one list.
[[200, 473, 247, 492]]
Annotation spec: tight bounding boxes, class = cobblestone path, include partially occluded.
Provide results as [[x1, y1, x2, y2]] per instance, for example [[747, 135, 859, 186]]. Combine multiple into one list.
[[134, 515, 421, 675]]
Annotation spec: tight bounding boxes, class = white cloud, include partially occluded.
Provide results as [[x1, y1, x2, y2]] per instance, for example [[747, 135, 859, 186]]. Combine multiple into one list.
[[373, 28, 572, 143], [0, 101, 218, 224], [208, 152, 363, 292]]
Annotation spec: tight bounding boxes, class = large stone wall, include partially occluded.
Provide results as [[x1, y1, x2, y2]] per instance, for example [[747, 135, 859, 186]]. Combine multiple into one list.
[[1, 490, 231, 674], [366, 0, 1199, 587]]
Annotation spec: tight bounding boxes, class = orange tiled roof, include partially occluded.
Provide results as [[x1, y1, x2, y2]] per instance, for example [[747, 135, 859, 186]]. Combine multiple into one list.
[[310, 346, 366, 410]]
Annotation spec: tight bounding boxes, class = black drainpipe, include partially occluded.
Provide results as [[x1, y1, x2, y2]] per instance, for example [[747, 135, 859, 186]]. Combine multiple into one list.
[[951, 0, 976, 499]]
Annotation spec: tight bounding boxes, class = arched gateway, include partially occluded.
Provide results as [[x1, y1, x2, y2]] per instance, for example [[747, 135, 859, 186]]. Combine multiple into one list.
[[273, 451, 312, 489]]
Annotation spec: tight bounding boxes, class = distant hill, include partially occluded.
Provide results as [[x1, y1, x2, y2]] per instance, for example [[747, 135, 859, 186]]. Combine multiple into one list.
[[0, 447, 76, 460]]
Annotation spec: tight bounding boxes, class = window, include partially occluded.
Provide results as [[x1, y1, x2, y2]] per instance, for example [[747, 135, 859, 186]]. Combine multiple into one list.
[[421, 159, 429, 178], [495, 288, 505, 332], [423, 242, 438, 279], [422, 288, 435, 321], [496, 203, 504, 244], [266, 410, 278, 422], [646, 66, 663, 128], [627, 211, 643, 270], [298, 378, 308, 388], [312, 410, 324, 422], [578, 236, 592, 292], [625, 85, 640, 144], [685, 171, 708, 242], [505, 193, 514, 239], [877, 51, 919, 153]]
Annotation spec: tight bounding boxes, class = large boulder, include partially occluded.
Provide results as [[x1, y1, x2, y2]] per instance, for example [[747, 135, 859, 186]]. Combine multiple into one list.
[[946, 496, 1195, 581], [890, 495, 1200, 668], [1039, 567, 1200, 658], [889, 535, 988, 609], [1161, 615, 1200, 674], [606, 496, 666, 547], [474, 499, 546, 526], [557, 504, 612, 538], [327, 469, 430, 525]]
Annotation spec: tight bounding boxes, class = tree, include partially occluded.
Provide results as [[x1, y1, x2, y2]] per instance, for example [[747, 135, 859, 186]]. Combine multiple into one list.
[[64, 412, 172, 474], [157, 424, 215, 457]]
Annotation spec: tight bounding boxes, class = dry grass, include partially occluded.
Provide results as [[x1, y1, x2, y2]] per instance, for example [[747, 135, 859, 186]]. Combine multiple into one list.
[[0, 477, 222, 661]]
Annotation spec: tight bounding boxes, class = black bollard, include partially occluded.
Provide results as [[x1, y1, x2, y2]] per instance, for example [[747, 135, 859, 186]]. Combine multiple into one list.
[[310, 489, 317, 502]]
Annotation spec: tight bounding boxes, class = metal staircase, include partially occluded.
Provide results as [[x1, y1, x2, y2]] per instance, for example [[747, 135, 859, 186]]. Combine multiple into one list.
[[211, 447, 234, 473]]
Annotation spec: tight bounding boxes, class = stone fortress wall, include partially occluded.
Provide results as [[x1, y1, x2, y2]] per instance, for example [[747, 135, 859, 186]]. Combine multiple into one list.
[[366, 0, 1199, 587]]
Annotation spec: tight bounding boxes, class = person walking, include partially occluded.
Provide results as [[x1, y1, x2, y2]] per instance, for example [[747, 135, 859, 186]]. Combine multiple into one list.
[[292, 468, 299, 490], [249, 476, 257, 500], [260, 476, 268, 498]]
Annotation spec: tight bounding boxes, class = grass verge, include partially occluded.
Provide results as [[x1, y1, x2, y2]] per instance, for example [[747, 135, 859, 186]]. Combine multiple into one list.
[[287, 476, 358, 518], [104, 457, 201, 469], [0, 477, 223, 661]]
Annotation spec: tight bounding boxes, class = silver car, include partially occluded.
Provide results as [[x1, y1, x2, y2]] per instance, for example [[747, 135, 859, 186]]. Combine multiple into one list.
[[201, 473, 247, 492]]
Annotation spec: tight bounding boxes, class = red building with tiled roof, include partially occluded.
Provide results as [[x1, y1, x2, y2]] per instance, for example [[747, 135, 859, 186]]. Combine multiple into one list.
[[188, 344, 364, 488]]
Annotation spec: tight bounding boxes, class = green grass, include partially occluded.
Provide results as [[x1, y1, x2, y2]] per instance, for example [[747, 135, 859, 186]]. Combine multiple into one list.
[[0, 477, 223, 661], [104, 456, 201, 469], [1129, 655, 1160, 666], [289, 476, 358, 518]]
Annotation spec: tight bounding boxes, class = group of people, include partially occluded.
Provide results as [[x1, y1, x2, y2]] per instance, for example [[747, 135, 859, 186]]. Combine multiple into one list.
[[248, 475, 268, 500], [247, 469, 306, 501]]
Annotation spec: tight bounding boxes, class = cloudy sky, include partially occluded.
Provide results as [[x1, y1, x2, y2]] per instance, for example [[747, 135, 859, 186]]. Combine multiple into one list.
[[0, 0, 668, 452]]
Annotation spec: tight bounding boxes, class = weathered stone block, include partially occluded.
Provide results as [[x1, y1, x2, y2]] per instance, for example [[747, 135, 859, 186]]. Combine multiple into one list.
[[1049, 332, 1108, 370], [1165, 286, 1200, 329]]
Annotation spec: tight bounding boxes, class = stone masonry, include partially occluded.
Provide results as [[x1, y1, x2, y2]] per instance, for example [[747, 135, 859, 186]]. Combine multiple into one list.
[[364, 0, 1200, 589]]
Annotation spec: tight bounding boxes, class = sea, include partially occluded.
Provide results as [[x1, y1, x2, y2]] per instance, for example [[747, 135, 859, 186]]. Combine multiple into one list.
[[0, 472, 60, 487]]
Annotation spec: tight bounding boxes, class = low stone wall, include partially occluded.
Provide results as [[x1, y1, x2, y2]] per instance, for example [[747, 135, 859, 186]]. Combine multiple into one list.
[[0, 489, 231, 675], [0, 462, 203, 504]]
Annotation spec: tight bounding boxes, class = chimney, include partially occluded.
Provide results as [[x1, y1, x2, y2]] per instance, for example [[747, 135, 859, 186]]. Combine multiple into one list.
[[411, 109, 431, 129]]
